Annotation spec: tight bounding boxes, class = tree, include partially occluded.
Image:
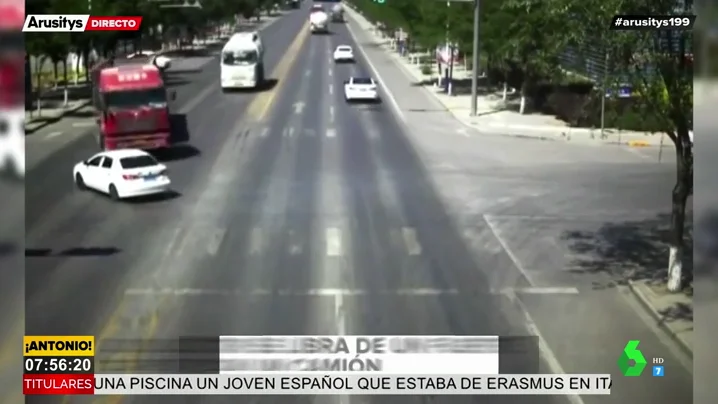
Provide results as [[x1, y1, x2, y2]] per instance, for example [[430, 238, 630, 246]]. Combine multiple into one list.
[[561, 0, 693, 291]]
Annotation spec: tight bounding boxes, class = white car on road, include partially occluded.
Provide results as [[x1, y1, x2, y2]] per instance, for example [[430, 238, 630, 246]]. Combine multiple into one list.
[[344, 77, 379, 102], [333, 45, 354, 63], [73, 149, 171, 200]]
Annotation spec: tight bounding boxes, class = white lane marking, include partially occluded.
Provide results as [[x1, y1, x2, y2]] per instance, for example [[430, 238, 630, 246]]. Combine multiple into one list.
[[249, 227, 262, 255], [283, 127, 294, 137], [401, 227, 421, 255], [326, 128, 336, 138], [259, 127, 269, 137], [179, 81, 216, 114], [345, 21, 405, 123], [288, 230, 302, 255], [72, 121, 94, 127], [335, 291, 346, 334], [45, 131, 63, 139], [329, 84, 333, 94], [162, 226, 185, 259], [503, 290, 586, 404], [483, 214, 537, 287], [206, 228, 226, 256], [326, 227, 342, 256], [456, 128, 469, 137], [329, 69, 333, 77], [329, 106, 335, 122], [305, 70, 310, 77], [507, 287, 579, 295]]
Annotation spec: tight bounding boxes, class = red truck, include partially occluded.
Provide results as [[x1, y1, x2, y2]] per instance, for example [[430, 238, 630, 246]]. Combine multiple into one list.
[[90, 55, 178, 150]]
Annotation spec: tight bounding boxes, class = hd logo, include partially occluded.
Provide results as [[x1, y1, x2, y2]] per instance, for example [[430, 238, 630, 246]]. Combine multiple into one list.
[[24, 336, 95, 356]]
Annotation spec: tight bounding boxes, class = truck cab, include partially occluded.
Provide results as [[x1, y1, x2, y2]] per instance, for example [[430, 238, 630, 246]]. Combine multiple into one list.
[[220, 33, 265, 91], [91, 59, 177, 151], [310, 6, 329, 34]]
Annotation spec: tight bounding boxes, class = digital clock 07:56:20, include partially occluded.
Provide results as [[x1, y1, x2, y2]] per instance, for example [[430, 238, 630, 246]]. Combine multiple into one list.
[[24, 356, 94, 374]]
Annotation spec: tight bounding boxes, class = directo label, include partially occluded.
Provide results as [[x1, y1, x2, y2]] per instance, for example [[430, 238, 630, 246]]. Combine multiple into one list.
[[22, 15, 142, 32]]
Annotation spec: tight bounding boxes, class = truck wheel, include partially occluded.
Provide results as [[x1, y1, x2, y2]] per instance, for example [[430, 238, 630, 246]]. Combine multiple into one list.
[[97, 133, 106, 150]]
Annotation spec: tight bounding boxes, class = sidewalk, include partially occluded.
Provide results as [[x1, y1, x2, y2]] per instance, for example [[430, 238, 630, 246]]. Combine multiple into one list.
[[25, 98, 91, 134], [345, 6, 671, 148], [628, 278, 693, 355]]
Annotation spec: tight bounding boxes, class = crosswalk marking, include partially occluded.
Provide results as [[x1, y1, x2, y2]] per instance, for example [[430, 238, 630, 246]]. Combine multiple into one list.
[[401, 227, 421, 255], [326, 227, 342, 256], [288, 230, 302, 255], [238, 227, 426, 256], [249, 227, 263, 255], [206, 228, 226, 256]]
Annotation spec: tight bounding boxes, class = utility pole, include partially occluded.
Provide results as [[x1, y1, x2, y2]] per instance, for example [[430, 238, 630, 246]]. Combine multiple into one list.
[[470, 0, 479, 116]]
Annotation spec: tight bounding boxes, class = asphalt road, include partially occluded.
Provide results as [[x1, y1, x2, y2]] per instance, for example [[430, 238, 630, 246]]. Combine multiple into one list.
[[7, 4, 692, 404], [344, 9, 692, 404]]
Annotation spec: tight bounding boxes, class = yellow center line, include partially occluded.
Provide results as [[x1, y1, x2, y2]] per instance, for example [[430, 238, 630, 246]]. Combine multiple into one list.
[[99, 21, 311, 404], [248, 22, 311, 121]]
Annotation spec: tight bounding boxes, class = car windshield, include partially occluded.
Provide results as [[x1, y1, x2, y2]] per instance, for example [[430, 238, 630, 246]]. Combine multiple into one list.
[[105, 88, 167, 109], [120, 155, 158, 169], [353, 78, 373, 85], [337, 47, 352, 52], [223, 50, 258, 66]]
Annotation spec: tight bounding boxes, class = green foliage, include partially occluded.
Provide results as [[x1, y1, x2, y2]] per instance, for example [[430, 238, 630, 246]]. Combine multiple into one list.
[[349, 0, 693, 144]]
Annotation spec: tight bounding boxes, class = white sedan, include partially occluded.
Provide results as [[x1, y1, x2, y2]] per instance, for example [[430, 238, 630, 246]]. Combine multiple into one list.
[[73, 149, 171, 200], [344, 77, 379, 102], [333, 45, 354, 63]]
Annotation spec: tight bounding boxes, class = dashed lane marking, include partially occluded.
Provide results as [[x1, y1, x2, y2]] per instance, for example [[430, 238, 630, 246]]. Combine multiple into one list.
[[72, 121, 95, 127], [401, 227, 421, 255], [326, 227, 342, 256]]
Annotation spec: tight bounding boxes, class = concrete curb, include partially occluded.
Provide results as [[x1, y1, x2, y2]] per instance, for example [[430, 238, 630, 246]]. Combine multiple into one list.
[[25, 99, 92, 135], [626, 279, 693, 357]]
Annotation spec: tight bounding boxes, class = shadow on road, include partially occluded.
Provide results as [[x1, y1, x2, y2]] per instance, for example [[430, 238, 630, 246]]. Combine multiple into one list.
[[169, 114, 191, 143], [165, 77, 193, 87], [561, 211, 693, 322], [125, 190, 182, 204], [151, 144, 200, 162], [25, 247, 122, 257], [222, 78, 278, 93]]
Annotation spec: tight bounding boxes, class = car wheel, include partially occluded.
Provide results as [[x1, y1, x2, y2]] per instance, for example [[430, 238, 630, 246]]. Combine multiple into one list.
[[75, 174, 86, 191], [108, 184, 120, 201]]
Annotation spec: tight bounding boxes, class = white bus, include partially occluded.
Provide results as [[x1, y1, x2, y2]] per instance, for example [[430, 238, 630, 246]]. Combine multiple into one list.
[[221, 32, 265, 91]]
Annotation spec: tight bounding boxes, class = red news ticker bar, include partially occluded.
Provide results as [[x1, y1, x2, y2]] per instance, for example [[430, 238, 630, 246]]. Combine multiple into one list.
[[86, 16, 142, 31], [23, 374, 95, 395]]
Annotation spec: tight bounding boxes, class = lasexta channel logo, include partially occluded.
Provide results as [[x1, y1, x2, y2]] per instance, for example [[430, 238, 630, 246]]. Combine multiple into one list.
[[617, 340, 647, 376]]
